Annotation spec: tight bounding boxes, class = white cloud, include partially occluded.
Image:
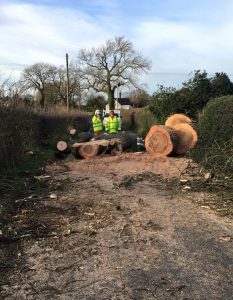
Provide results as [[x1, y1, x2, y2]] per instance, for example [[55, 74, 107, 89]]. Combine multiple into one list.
[[0, 2, 116, 78], [1, 0, 233, 91], [133, 17, 233, 75]]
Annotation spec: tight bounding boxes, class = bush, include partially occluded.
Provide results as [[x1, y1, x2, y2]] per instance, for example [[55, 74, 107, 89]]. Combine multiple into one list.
[[0, 108, 36, 170], [0, 108, 91, 172], [36, 110, 91, 146], [190, 95, 233, 176], [150, 71, 233, 122]]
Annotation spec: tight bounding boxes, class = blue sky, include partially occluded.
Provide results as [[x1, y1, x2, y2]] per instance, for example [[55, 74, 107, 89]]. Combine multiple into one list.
[[1, 0, 233, 94]]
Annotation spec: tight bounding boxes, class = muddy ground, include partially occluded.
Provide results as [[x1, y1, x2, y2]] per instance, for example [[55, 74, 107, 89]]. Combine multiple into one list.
[[0, 153, 233, 299]]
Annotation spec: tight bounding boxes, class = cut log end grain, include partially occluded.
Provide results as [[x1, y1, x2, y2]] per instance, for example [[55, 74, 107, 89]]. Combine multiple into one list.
[[79, 144, 100, 159], [172, 123, 198, 154], [165, 114, 192, 128], [57, 141, 68, 152], [69, 129, 76, 135], [145, 125, 178, 156], [72, 140, 113, 159]]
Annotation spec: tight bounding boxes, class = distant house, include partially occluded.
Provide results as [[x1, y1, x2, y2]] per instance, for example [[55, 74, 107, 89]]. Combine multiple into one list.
[[105, 97, 132, 111]]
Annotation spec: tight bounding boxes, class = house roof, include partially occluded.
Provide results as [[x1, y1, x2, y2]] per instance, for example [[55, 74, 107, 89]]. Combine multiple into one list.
[[115, 97, 131, 106]]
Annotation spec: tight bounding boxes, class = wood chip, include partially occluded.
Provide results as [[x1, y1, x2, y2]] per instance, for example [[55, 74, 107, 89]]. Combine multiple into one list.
[[219, 236, 231, 242]]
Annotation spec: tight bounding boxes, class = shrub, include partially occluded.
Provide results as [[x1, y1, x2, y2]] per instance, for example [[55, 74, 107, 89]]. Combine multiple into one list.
[[150, 71, 233, 122], [36, 110, 91, 146], [0, 108, 36, 170], [0, 108, 91, 172], [190, 95, 233, 176]]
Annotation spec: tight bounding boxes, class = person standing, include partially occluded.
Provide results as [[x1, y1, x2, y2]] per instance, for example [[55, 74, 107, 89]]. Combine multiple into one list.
[[105, 110, 121, 133], [92, 110, 103, 136]]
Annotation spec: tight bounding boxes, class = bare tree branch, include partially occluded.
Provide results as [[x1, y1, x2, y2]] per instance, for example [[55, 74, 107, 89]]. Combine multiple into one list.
[[77, 36, 151, 109]]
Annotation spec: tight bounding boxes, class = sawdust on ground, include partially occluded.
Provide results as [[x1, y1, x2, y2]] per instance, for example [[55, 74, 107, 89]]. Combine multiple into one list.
[[1, 153, 233, 299]]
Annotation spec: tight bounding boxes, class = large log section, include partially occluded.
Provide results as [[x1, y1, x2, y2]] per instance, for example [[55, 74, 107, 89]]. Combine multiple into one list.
[[172, 123, 198, 154], [72, 140, 121, 159], [95, 131, 137, 151], [165, 114, 192, 128], [145, 125, 178, 156]]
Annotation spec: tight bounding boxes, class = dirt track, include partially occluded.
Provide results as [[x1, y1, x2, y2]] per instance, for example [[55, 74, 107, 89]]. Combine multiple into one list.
[[1, 153, 233, 299]]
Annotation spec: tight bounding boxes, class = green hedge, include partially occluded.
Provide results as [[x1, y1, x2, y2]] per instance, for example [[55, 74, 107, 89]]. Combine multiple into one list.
[[190, 95, 233, 176]]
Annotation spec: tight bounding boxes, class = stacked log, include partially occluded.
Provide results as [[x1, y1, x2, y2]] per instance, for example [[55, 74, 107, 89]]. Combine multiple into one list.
[[94, 131, 137, 151], [165, 114, 192, 127], [145, 125, 178, 156], [55, 141, 71, 159], [172, 123, 198, 154], [72, 139, 121, 159], [71, 132, 137, 159], [57, 141, 69, 152], [145, 114, 198, 156]]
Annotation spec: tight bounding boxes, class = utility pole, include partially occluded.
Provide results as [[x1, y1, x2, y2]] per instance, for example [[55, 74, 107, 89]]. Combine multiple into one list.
[[66, 53, 70, 111]]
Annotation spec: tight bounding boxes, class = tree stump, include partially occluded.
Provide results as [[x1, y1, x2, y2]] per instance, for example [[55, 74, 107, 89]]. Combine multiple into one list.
[[145, 125, 178, 156], [172, 123, 198, 154], [165, 114, 192, 128]]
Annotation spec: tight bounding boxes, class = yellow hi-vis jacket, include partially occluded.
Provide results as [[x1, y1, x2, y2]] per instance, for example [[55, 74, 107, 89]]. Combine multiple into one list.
[[105, 116, 121, 133], [92, 115, 103, 132]]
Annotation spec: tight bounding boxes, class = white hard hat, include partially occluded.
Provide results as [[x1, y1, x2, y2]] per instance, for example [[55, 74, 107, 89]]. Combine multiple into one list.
[[95, 110, 101, 115]]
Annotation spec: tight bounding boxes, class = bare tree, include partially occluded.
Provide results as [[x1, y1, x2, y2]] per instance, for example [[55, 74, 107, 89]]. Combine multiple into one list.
[[21, 62, 56, 108], [0, 71, 14, 99], [78, 36, 151, 109], [50, 65, 83, 108]]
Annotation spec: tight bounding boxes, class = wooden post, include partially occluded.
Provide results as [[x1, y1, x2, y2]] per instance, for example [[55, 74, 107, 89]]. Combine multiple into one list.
[[66, 53, 70, 111]]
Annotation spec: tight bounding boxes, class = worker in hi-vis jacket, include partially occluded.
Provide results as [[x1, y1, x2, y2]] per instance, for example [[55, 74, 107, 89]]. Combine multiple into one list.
[[92, 110, 103, 136], [105, 110, 121, 134]]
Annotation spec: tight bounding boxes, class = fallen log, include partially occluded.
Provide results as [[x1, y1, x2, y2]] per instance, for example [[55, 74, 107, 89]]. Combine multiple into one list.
[[172, 123, 198, 154], [94, 131, 137, 150], [72, 139, 119, 159], [57, 141, 70, 153], [165, 114, 192, 128], [55, 141, 71, 159], [69, 129, 76, 136], [145, 125, 178, 156], [76, 132, 93, 143]]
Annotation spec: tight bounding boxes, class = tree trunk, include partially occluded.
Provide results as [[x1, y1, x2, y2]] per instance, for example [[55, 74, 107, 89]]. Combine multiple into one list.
[[172, 123, 198, 154], [39, 90, 45, 108], [165, 114, 192, 128], [94, 131, 138, 151], [72, 140, 119, 159], [55, 140, 71, 159], [57, 141, 68, 152], [145, 125, 178, 156], [108, 89, 115, 110], [76, 132, 93, 143]]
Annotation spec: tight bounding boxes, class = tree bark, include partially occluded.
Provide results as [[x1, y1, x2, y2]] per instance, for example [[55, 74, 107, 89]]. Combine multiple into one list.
[[108, 89, 115, 110], [94, 131, 138, 150], [39, 89, 45, 108]]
